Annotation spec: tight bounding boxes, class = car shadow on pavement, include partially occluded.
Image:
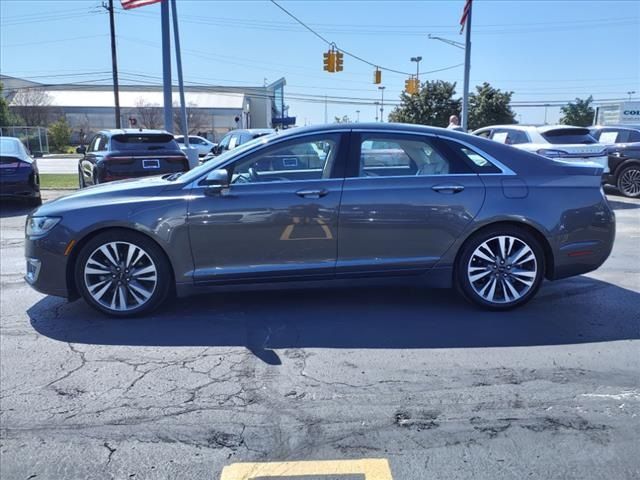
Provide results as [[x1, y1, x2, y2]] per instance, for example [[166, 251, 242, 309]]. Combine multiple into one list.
[[28, 275, 640, 364]]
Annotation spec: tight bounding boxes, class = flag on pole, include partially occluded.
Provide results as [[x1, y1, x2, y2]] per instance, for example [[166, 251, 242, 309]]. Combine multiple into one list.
[[460, 0, 472, 34], [121, 0, 161, 9]]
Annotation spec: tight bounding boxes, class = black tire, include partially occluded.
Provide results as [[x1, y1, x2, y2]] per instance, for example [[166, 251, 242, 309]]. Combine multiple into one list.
[[616, 165, 640, 198], [78, 168, 86, 189], [456, 226, 545, 310], [74, 230, 172, 317]]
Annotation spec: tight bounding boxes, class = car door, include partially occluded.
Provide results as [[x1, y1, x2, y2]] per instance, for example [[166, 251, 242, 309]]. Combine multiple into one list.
[[187, 132, 349, 284], [80, 134, 102, 185], [336, 130, 485, 275]]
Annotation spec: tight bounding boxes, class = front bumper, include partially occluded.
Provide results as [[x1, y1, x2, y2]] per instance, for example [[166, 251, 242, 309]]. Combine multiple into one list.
[[24, 230, 74, 299]]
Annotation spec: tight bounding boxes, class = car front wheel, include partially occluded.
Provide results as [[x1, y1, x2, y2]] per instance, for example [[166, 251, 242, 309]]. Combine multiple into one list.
[[74, 230, 172, 317], [456, 227, 545, 310], [617, 165, 640, 198]]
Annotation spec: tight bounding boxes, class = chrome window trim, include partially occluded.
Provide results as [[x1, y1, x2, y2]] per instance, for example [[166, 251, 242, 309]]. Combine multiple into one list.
[[184, 129, 346, 190]]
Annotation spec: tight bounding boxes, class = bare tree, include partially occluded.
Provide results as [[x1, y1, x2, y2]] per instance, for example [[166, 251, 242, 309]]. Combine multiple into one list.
[[135, 98, 162, 129], [173, 102, 209, 135], [9, 88, 54, 126]]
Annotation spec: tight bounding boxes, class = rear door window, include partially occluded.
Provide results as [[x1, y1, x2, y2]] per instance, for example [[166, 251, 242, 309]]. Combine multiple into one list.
[[541, 128, 597, 145]]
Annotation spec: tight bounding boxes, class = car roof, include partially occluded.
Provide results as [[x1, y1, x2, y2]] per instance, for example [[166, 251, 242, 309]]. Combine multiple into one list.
[[475, 124, 590, 133], [590, 124, 640, 130], [99, 129, 172, 136]]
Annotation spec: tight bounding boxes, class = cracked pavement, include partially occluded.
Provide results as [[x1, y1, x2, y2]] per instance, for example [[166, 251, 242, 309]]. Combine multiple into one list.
[[1, 190, 639, 479]]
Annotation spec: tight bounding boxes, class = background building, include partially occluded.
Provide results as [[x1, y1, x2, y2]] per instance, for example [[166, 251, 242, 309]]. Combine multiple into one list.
[[1, 75, 291, 143]]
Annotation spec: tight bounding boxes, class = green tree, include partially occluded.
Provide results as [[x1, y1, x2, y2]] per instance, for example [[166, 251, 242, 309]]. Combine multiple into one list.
[[48, 117, 72, 153], [559, 96, 594, 127], [388, 80, 461, 127], [0, 82, 22, 127], [468, 82, 516, 131]]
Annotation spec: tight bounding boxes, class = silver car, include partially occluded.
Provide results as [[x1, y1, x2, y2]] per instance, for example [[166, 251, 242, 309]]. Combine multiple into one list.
[[24, 123, 615, 317]]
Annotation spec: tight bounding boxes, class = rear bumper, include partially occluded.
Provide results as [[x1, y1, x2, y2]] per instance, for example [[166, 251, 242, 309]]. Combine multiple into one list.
[[0, 179, 40, 199], [549, 198, 616, 280]]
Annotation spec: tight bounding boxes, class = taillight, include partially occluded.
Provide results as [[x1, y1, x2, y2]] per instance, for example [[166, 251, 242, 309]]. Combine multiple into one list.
[[536, 148, 568, 158]]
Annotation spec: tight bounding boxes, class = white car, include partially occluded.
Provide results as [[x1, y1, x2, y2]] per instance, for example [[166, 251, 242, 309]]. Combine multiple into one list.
[[472, 125, 609, 173], [174, 135, 217, 157]]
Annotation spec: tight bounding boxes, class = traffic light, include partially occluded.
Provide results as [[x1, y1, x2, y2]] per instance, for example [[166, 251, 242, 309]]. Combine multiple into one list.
[[405, 77, 419, 95], [335, 51, 344, 72], [323, 49, 336, 72], [373, 68, 382, 84]]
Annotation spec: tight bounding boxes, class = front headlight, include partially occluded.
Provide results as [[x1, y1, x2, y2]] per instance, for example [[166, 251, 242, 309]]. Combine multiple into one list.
[[26, 216, 61, 236]]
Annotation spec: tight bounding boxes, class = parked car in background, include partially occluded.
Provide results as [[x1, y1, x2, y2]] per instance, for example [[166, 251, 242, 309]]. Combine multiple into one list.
[[78, 129, 189, 187], [0, 136, 41, 206], [25, 123, 614, 317], [589, 125, 640, 145], [174, 135, 217, 157], [206, 128, 275, 159], [602, 144, 640, 198], [472, 125, 609, 173], [588, 125, 640, 197]]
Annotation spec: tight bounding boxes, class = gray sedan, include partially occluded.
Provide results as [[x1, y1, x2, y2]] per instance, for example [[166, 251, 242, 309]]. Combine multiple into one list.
[[24, 123, 615, 317]]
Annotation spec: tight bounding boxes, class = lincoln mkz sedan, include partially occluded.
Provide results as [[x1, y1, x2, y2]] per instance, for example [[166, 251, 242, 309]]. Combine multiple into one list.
[[24, 123, 615, 317]]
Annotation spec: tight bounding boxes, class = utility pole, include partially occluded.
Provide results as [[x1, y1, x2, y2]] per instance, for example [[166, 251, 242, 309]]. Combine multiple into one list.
[[374, 101, 379, 122], [104, 0, 121, 128], [378, 86, 386, 122], [324, 95, 328, 124], [461, 2, 472, 132], [161, 0, 173, 132]]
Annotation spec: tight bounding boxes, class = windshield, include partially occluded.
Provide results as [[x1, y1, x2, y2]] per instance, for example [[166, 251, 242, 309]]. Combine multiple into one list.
[[112, 134, 180, 151], [176, 132, 278, 183], [541, 128, 597, 145]]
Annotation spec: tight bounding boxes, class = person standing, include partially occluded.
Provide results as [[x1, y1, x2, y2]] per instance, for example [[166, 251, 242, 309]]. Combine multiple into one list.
[[447, 115, 464, 131]]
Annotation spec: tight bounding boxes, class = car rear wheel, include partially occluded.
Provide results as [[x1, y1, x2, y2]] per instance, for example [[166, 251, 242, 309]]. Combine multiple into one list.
[[74, 230, 172, 317], [78, 169, 86, 189], [617, 165, 640, 198], [456, 227, 545, 310]]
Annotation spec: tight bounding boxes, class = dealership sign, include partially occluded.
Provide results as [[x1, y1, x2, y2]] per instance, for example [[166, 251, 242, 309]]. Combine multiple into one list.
[[621, 102, 640, 122]]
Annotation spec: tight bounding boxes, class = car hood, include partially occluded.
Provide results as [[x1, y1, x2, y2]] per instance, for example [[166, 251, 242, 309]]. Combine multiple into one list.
[[34, 175, 176, 216]]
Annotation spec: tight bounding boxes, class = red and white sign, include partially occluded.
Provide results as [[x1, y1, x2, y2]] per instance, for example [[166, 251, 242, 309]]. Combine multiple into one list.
[[460, 0, 472, 33], [121, 0, 162, 10]]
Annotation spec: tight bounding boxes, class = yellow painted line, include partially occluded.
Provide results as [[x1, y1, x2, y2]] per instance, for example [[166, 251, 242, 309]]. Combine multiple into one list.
[[220, 458, 393, 480]]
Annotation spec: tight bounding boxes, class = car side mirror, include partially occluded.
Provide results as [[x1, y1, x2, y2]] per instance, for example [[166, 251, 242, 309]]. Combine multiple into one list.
[[76, 146, 86, 155], [202, 169, 229, 194]]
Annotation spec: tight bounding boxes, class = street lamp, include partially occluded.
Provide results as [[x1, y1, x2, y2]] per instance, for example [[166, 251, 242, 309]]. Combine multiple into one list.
[[427, 33, 470, 131], [356, 110, 360, 122], [374, 101, 379, 122], [410, 56, 422, 81], [378, 86, 386, 122], [628, 91, 637, 100]]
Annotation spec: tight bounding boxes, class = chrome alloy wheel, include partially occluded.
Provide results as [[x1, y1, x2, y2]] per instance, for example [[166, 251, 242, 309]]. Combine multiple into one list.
[[467, 235, 537, 304], [619, 167, 640, 197], [83, 241, 157, 312]]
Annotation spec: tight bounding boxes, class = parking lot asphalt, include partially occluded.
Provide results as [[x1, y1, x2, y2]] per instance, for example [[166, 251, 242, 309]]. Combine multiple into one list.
[[1, 189, 639, 479]]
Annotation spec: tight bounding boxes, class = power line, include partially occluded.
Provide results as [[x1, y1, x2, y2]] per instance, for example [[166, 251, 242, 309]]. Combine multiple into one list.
[[269, 0, 414, 76]]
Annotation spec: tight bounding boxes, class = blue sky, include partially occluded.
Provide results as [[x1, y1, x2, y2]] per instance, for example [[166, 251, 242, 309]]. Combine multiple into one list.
[[1, 0, 639, 125]]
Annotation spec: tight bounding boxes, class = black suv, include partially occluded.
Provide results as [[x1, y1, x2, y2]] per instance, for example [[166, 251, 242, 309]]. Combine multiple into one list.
[[78, 129, 189, 187], [590, 125, 640, 197]]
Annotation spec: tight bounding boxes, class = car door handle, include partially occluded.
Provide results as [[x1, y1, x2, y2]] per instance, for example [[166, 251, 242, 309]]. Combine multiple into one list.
[[296, 188, 329, 199], [432, 184, 465, 193]]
